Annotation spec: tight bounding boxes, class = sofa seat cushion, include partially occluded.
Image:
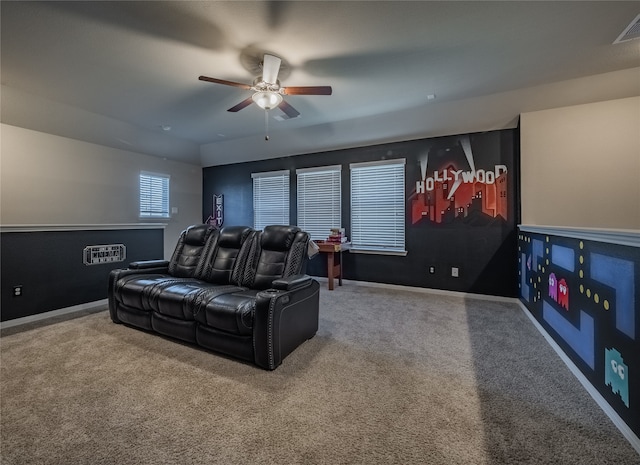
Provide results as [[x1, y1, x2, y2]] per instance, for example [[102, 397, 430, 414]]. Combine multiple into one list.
[[154, 282, 243, 320], [193, 289, 260, 336], [114, 274, 197, 311]]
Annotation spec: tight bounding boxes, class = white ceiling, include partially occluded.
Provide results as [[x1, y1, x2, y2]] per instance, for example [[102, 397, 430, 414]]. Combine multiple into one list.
[[2, 1, 639, 167]]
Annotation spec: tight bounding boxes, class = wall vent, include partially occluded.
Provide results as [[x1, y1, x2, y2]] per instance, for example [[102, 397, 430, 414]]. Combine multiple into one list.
[[614, 13, 640, 44]]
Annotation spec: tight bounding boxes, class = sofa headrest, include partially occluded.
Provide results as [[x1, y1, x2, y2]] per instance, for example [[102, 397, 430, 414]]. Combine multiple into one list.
[[260, 225, 301, 251], [219, 226, 252, 248], [183, 224, 214, 246]]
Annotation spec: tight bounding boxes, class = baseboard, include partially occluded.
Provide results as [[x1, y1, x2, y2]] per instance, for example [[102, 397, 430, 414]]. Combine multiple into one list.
[[517, 300, 640, 455], [326, 278, 519, 304], [0, 299, 108, 330]]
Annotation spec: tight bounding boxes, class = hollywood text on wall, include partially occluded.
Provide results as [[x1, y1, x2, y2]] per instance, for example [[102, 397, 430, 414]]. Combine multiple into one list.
[[410, 135, 507, 226]]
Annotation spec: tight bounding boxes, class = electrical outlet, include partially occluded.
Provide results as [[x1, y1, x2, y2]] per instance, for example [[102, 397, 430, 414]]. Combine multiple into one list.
[[451, 267, 459, 278], [429, 266, 435, 274], [13, 285, 23, 297]]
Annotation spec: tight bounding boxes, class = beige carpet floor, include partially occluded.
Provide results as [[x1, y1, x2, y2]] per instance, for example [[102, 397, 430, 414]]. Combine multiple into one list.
[[1, 283, 638, 464]]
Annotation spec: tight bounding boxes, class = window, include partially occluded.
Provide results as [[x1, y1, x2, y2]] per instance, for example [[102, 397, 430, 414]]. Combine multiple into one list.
[[297, 165, 342, 240], [139, 171, 170, 218], [252, 170, 290, 230], [350, 159, 406, 254]]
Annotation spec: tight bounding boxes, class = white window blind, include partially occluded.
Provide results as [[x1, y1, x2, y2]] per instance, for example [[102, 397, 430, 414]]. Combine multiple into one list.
[[139, 171, 170, 218], [252, 170, 290, 230], [350, 159, 406, 253], [297, 165, 342, 240]]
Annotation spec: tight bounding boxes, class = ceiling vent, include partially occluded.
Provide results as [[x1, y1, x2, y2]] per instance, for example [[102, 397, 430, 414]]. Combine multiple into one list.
[[614, 13, 640, 44]]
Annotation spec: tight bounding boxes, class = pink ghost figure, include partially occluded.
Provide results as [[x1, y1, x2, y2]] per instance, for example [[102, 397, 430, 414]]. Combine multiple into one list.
[[558, 278, 569, 310], [548, 272, 558, 302]]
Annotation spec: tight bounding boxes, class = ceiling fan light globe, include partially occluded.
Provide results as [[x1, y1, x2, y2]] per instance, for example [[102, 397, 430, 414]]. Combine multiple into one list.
[[252, 91, 282, 110]]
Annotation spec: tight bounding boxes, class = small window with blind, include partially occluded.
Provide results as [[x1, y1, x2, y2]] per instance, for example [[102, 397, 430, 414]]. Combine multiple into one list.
[[350, 159, 406, 255], [139, 171, 170, 219], [297, 165, 342, 240], [252, 170, 290, 230]]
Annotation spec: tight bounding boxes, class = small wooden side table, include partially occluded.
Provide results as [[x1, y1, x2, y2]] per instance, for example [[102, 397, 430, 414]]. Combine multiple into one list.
[[315, 241, 351, 290]]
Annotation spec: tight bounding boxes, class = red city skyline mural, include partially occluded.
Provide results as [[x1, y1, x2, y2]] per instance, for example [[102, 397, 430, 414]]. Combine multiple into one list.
[[410, 136, 508, 226]]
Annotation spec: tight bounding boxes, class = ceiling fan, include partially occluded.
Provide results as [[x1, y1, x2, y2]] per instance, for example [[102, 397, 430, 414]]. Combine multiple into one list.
[[199, 54, 332, 121]]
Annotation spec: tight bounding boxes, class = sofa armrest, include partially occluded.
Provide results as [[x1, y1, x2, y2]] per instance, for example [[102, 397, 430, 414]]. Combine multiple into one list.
[[271, 274, 312, 292], [129, 259, 169, 270], [253, 279, 320, 370]]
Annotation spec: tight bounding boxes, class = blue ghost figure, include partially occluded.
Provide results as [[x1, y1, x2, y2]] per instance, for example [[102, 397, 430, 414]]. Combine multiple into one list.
[[605, 348, 629, 408]]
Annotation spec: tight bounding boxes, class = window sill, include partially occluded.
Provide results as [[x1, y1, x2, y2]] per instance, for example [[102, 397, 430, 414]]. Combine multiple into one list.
[[349, 248, 407, 257], [138, 216, 171, 221]]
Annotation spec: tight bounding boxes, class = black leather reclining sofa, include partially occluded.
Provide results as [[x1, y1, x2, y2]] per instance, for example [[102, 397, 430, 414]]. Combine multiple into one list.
[[108, 224, 319, 370]]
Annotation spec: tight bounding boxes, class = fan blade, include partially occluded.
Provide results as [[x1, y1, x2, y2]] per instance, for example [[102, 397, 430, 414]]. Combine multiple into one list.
[[199, 76, 251, 90], [278, 100, 300, 119], [227, 97, 254, 112], [262, 54, 281, 84], [282, 86, 332, 95]]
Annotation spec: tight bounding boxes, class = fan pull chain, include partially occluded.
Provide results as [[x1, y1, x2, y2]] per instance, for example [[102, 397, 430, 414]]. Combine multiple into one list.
[[264, 111, 270, 141]]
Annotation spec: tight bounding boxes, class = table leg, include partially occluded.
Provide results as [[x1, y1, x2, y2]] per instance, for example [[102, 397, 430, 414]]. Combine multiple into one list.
[[327, 251, 335, 290], [337, 251, 343, 287]]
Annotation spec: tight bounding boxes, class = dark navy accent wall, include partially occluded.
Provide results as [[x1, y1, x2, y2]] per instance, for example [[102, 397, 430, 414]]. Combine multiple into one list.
[[1, 228, 163, 321], [203, 129, 519, 297]]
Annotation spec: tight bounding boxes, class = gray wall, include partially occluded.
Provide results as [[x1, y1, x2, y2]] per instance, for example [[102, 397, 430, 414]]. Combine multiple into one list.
[[520, 96, 640, 230], [1, 123, 202, 258]]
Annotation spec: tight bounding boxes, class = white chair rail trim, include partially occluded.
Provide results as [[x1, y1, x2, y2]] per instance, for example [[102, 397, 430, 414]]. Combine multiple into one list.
[[519, 224, 640, 248], [1, 224, 167, 233]]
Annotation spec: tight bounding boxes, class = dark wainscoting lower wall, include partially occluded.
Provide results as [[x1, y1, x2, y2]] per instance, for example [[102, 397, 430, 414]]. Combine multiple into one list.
[[203, 129, 519, 297], [519, 226, 640, 439], [1, 226, 164, 322]]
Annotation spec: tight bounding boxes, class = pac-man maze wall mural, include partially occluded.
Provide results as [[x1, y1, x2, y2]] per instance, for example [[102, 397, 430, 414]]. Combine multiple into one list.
[[519, 230, 639, 437]]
